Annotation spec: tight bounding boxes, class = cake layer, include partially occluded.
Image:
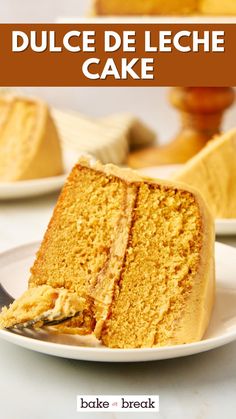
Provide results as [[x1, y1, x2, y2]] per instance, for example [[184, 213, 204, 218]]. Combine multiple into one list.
[[101, 181, 214, 348], [0, 95, 63, 181], [29, 162, 137, 334], [173, 129, 236, 218]]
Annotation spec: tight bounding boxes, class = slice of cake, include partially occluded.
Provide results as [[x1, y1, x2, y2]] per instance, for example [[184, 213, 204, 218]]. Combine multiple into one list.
[[94, 0, 198, 15], [52, 109, 156, 169], [173, 129, 236, 218], [0, 95, 63, 181], [0, 159, 215, 348]]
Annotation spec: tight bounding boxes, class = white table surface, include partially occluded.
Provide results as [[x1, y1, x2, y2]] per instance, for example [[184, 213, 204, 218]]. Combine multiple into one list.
[[0, 192, 236, 419]]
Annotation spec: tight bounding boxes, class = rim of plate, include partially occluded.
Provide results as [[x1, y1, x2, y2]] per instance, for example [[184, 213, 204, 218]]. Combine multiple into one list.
[[0, 327, 235, 355], [0, 173, 67, 189], [0, 241, 236, 361], [216, 218, 236, 223]]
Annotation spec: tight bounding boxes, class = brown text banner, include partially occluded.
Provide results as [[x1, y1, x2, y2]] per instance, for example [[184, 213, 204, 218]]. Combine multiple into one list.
[[0, 24, 235, 86]]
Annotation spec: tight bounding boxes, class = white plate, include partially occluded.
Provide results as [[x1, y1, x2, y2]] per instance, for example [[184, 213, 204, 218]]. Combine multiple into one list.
[[214, 219, 236, 236], [0, 241, 236, 362], [0, 174, 67, 200], [139, 165, 236, 236]]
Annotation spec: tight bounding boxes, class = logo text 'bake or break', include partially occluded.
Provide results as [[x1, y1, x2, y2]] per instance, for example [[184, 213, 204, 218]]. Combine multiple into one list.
[[77, 395, 159, 412]]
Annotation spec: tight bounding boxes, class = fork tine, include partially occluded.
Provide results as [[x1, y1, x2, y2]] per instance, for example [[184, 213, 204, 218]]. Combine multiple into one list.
[[0, 284, 15, 309], [8, 311, 81, 330]]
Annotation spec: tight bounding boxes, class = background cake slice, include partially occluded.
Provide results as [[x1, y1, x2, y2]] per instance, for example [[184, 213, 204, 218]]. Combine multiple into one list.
[[0, 95, 63, 181], [173, 129, 236, 218], [200, 0, 236, 14], [52, 109, 156, 169], [0, 159, 215, 348], [94, 0, 236, 15], [94, 0, 198, 15]]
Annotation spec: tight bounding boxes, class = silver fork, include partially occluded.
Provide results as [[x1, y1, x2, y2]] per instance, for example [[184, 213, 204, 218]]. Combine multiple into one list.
[[0, 284, 14, 309], [0, 283, 80, 331]]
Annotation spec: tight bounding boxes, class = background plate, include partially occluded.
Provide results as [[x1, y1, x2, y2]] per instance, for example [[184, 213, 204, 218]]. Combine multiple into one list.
[[0, 241, 236, 362], [0, 174, 67, 200]]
